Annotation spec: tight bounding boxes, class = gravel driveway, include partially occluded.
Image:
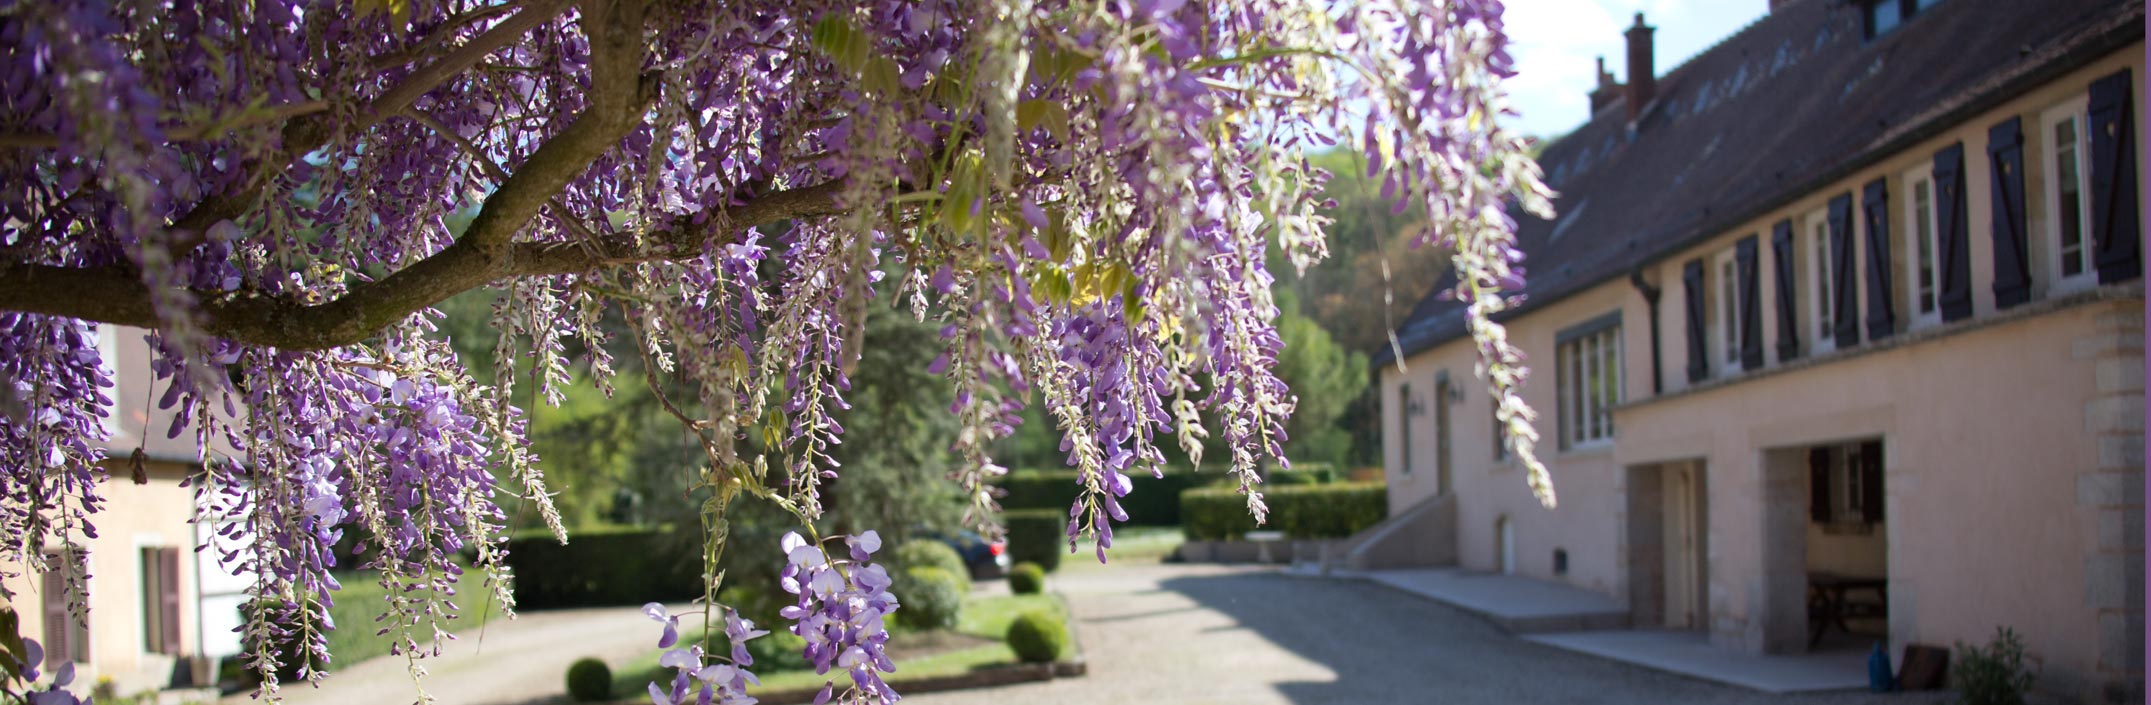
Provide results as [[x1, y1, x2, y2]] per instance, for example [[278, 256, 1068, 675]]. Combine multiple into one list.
[[904, 562, 1953, 705], [219, 602, 680, 705]]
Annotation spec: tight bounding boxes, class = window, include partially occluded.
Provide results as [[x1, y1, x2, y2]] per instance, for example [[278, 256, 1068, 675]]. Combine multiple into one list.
[[2044, 97, 2096, 293], [1557, 321, 1621, 448], [1904, 166, 1942, 327], [40, 554, 90, 668], [141, 547, 182, 655], [1491, 398, 1507, 463], [1396, 384, 1412, 474], [1808, 210, 1835, 354], [1810, 441, 1885, 526], [1434, 376, 1452, 494], [1714, 249, 1741, 374], [1862, 0, 1944, 39]]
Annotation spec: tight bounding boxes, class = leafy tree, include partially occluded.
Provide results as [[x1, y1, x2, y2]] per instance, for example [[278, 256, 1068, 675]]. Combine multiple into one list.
[[819, 299, 967, 542], [1272, 290, 1369, 470], [1284, 149, 1454, 357], [0, 1, 1554, 701]]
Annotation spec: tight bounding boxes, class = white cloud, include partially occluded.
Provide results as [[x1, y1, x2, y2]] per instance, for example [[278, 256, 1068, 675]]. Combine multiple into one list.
[[1500, 0, 1767, 139]]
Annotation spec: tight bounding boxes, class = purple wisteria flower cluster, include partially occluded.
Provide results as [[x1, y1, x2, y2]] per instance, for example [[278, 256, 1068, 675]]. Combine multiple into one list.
[[4, 638, 89, 705], [779, 531, 899, 704], [642, 602, 769, 705], [0, 0, 1553, 696]]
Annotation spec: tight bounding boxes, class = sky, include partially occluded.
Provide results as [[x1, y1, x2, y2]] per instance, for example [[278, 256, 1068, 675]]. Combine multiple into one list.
[[1501, 0, 1769, 139]]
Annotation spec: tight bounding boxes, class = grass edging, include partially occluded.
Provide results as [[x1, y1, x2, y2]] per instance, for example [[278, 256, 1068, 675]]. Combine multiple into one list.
[[604, 590, 1088, 704], [746, 658, 1086, 705]]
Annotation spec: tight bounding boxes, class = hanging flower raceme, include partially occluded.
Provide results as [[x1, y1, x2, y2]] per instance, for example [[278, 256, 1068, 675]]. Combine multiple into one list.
[[641, 603, 766, 705], [778, 531, 899, 704]]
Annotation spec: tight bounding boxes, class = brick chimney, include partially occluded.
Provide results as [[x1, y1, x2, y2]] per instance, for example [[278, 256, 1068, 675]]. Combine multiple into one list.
[[1624, 12, 1656, 123], [1587, 57, 1623, 115]]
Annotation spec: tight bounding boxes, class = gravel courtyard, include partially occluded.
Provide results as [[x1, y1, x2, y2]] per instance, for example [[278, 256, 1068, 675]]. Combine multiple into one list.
[[906, 562, 1951, 705]]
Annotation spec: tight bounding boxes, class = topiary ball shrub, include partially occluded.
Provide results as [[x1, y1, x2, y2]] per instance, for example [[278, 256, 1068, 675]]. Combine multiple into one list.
[[894, 539, 973, 593], [1003, 510, 1065, 572], [896, 566, 965, 631], [1008, 562, 1046, 595], [565, 657, 612, 702], [1005, 610, 1068, 664]]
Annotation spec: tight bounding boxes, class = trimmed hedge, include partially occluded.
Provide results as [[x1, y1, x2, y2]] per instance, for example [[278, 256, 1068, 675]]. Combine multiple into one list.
[[1180, 482, 1387, 540], [1003, 510, 1065, 572], [1005, 611, 1068, 664], [565, 658, 612, 702], [893, 539, 972, 594], [1008, 562, 1045, 594], [895, 566, 965, 631], [993, 468, 1222, 526], [503, 525, 702, 609], [1265, 464, 1336, 486]]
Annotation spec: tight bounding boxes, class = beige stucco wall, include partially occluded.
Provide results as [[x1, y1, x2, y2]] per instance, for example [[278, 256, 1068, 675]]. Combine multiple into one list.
[[1381, 275, 1652, 595], [1381, 43, 2144, 701], [1618, 296, 2137, 693], [3, 460, 200, 695]]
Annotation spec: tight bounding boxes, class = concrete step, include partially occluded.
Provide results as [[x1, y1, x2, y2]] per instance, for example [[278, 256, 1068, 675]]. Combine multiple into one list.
[[1363, 568, 1631, 634], [1524, 630, 1874, 694]]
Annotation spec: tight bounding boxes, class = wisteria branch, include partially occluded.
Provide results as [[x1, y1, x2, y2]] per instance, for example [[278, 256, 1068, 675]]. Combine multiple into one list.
[[165, 0, 576, 248], [0, 179, 844, 350]]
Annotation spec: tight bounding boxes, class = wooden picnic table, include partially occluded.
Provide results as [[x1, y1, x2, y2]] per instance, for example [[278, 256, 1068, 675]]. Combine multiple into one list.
[[1807, 572, 1887, 648]]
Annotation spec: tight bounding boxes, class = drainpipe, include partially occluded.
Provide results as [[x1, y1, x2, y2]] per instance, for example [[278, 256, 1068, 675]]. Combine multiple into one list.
[[1628, 268, 1663, 396]]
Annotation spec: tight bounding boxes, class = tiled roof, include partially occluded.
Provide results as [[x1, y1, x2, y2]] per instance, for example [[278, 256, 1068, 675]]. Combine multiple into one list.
[[1377, 0, 2145, 364]]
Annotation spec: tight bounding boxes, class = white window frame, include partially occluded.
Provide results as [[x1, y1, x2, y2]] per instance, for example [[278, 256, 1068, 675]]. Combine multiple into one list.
[[134, 534, 172, 659], [97, 325, 120, 437], [1557, 325, 1622, 450], [1814, 444, 1878, 526], [2043, 96, 2097, 295], [1807, 209, 1835, 355], [1903, 165, 1943, 328], [1714, 249, 1742, 375]]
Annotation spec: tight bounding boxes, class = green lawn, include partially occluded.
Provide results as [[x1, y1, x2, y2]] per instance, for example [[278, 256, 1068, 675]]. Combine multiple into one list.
[[1063, 524, 1183, 569], [322, 568, 507, 668], [608, 591, 1072, 700]]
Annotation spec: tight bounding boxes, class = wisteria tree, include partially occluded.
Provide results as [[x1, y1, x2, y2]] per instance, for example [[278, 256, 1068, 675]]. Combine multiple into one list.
[[0, 0, 1554, 701]]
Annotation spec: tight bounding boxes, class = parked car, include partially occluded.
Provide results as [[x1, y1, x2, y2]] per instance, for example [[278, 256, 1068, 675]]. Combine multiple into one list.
[[925, 529, 1010, 580]]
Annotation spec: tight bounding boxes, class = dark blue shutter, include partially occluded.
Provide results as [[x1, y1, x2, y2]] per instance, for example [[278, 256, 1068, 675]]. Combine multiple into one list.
[[1861, 178, 1896, 340], [1987, 117, 2030, 309], [1859, 440, 1885, 523], [1933, 143, 1972, 322], [1809, 447, 1832, 522], [1771, 220, 1799, 362], [1683, 259, 1707, 383], [2089, 69, 2141, 284], [1829, 194, 1860, 348], [1736, 235, 1763, 370]]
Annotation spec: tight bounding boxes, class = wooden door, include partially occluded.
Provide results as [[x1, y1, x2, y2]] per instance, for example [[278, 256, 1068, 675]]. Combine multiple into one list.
[[1664, 463, 1704, 629]]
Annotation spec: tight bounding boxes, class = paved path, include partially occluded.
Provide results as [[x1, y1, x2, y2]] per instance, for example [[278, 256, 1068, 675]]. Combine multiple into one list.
[[221, 603, 679, 705], [905, 562, 1952, 705]]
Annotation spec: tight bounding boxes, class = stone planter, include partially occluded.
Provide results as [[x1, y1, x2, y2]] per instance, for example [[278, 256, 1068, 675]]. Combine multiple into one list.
[[1176, 540, 1215, 562]]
